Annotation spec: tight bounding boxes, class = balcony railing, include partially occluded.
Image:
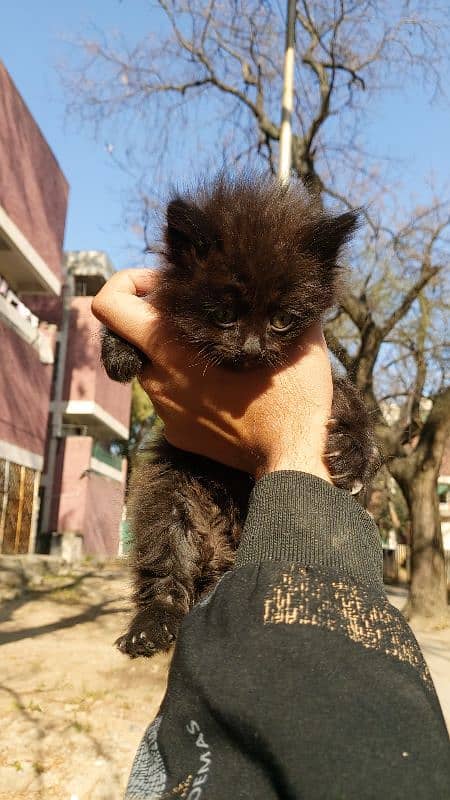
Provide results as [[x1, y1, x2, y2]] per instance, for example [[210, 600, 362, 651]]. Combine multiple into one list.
[[0, 274, 54, 364], [91, 442, 123, 472], [0, 275, 39, 328]]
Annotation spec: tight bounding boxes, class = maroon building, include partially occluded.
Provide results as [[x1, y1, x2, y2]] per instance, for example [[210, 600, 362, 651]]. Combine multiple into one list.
[[0, 61, 131, 558], [0, 60, 66, 554], [44, 252, 131, 559]]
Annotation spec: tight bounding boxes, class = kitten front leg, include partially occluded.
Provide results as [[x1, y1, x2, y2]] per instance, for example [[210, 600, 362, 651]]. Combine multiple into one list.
[[101, 327, 146, 383], [326, 373, 382, 492]]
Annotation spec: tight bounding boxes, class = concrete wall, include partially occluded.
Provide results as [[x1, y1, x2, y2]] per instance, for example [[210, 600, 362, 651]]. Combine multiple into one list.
[[83, 472, 123, 555], [20, 295, 63, 327], [63, 297, 131, 431], [0, 61, 68, 282], [54, 436, 91, 536], [0, 319, 52, 458], [55, 436, 123, 556]]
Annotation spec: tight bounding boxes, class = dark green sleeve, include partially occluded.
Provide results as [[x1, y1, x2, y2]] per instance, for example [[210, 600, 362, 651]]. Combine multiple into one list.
[[126, 472, 450, 800]]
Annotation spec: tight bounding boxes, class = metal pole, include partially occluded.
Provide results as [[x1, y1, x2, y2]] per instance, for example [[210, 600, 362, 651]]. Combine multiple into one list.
[[39, 273, 74, 537], [278, 0, 296, 183]]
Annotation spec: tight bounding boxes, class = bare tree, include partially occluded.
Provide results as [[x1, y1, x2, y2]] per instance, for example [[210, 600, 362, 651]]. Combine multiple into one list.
[[326, 202, 450, 619], [63, 0, 448, 199], [62, 0, 450, 620]]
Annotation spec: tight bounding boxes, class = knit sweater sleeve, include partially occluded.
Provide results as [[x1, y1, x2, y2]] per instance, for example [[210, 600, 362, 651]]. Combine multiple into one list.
[[126, 472, 450, 800]]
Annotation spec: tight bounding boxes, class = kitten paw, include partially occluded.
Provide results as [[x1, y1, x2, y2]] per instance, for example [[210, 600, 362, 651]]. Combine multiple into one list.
[[101, 328, 146, 383], [325, 422, 381, 492], [115, 607, 181, 658]]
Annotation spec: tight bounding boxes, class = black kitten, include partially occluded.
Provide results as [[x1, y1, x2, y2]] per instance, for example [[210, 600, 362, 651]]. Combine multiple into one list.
[[101, 174, 381, 658]]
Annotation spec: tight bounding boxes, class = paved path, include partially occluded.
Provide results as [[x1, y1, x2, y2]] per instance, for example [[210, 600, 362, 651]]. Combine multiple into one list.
[[386, 585, 450, 731]]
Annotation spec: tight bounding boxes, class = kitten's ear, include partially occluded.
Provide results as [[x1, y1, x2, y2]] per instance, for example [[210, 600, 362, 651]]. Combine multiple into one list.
[[305, 210, 360, 264], [165, 198, 215, 264]]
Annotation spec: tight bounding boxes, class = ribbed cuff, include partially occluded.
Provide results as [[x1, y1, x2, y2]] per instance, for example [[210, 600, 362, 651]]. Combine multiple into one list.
[[235, 471, 383, 589]]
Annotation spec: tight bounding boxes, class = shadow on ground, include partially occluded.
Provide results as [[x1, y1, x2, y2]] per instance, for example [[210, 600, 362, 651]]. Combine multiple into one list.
[[0, 561, 170, 800]]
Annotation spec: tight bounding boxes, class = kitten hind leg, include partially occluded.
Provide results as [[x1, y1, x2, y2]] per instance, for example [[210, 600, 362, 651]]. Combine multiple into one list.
[[115, 600, 182, 658], [117, 467, 197, 658], [118, 439, 244, 658]]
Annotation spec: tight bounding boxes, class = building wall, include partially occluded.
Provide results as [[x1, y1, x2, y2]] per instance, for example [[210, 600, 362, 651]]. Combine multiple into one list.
[[55, 435, 123, 556], [63, 297, 131, 431], [0, 61, 68, 282], [54, 436, 91, 535], [83, 472, 123, 555], [0, 319, 52, 459], [20, 294, 63, 327]]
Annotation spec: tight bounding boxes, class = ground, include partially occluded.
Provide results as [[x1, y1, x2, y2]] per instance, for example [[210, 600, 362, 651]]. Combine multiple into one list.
[[0, 561, 170, 800], [0, 562, 448, 799], [385, 584, 450, 732]]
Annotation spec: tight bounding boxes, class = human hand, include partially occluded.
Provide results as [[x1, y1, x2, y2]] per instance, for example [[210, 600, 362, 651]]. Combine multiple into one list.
[[92, 269, 332, 482]]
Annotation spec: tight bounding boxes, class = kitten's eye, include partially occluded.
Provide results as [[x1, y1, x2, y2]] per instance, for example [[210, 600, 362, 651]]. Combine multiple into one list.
[[270, 311, 295, 331], [213, 307, 238, 328]]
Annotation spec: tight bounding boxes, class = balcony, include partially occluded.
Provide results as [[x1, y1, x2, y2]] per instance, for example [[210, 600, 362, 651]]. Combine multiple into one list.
[[0, 276, 54, 363], [0, 212, 61, 295], [438, 481, 449, 520], [65, 250, 114, 296], [90, 441, 124, 482], [58, 400, 129, 442], [57, 296, 131, 441]]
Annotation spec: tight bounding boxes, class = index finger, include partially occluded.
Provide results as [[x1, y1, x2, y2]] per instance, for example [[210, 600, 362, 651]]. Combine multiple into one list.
[[91, 268, 159, 352]]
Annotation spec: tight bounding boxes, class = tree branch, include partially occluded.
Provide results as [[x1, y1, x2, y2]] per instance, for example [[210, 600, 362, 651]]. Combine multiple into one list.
[[324, 327, 354, 373]]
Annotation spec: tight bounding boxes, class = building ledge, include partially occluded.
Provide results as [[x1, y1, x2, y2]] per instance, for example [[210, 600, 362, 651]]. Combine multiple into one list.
[[0, 440, 43, 471], [90, 457, 124, 483], [53, 400, 129, 441], [0, 204, 61, 295]]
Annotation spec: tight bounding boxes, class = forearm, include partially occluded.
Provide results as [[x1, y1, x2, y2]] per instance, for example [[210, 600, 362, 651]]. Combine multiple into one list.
[[127, 472, 450, 799]]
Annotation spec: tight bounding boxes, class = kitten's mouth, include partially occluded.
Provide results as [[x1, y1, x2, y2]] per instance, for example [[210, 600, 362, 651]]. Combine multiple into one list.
[[222, 354, 267, 371]]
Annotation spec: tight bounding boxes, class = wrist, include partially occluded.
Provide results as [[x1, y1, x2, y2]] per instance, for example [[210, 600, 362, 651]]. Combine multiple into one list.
[[253, 420, 331, 483], [255, 453, 332, 483], [256, 457, 331, 484]]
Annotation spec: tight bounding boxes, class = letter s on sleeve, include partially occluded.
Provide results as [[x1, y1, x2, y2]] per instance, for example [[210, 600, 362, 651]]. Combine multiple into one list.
[[186, 720, 201, 735]]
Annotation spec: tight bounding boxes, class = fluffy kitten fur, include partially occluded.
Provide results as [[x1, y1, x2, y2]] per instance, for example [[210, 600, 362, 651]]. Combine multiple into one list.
[[101, 174, 380, 658]]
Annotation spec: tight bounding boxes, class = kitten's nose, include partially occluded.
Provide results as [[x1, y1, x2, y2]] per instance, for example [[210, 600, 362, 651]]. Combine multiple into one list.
[[242, 334, 262, 357]]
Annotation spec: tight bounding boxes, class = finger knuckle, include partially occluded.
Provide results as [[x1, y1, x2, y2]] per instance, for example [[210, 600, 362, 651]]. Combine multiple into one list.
[[91, 292, 107, 321]]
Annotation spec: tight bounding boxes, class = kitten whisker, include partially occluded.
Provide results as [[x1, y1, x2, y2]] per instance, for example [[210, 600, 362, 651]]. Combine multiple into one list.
[[200, 351, 224, 376], [191, 343, 216, 368]]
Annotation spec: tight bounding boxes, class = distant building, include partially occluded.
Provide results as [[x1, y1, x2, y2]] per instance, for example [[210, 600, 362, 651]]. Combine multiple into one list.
[[0, 60, 66, 555], [439, 446, 450, 552], [43, 252, 131, 560], [0, 61, 131, 559]]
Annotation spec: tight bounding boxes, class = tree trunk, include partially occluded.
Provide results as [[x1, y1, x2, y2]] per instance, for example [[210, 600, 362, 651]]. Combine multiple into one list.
[[389, 387, 450, 623], [408, 470, 447, 620]]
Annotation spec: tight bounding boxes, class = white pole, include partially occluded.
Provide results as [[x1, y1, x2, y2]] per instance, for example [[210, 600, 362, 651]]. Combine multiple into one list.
[[278, 0, 296, 183]]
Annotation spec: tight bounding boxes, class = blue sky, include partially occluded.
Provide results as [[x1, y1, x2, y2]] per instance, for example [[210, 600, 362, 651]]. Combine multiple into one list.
[[2, 1, 449, 270]]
